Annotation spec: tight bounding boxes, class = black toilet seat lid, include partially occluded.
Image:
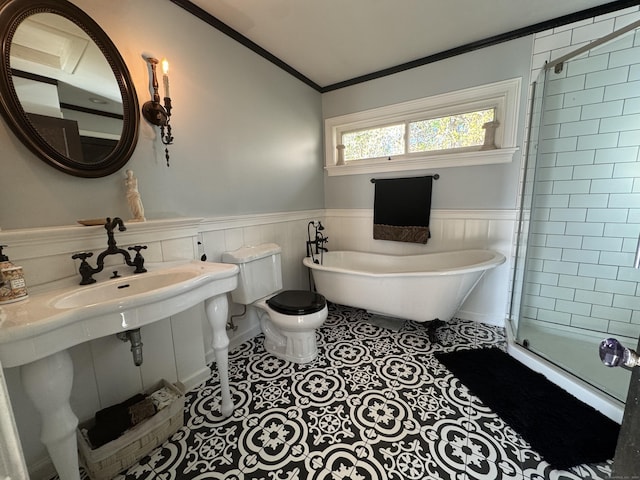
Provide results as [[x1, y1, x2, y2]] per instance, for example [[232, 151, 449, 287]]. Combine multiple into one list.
[[267, 290, 326, 315]]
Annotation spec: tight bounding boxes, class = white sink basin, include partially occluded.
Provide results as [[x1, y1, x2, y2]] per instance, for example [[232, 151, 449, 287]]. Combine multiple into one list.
[[51, 269, 200, 309]]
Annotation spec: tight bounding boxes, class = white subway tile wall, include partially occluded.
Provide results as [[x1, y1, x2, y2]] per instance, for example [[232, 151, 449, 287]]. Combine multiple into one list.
[[522, 8, 640, 342]]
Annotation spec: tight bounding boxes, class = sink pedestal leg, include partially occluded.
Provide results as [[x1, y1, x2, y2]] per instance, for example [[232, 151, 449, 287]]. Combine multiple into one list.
[[21, 350, 80, 480], [205, 294, 234, 417]]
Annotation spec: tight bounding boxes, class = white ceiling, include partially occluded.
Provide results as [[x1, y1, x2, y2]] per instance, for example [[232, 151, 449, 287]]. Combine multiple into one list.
[[188, 0, 620, 88]]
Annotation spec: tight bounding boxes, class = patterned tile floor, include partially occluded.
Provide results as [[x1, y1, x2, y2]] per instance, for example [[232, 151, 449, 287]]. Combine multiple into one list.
[[79, 303, 613, 480]]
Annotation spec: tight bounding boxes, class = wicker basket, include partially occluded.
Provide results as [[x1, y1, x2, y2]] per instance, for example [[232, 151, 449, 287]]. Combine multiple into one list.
[[77, 380, 185, 480]]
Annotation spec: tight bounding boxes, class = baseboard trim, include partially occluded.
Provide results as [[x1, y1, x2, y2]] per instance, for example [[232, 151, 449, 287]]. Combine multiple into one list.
[[456, 310, 505, 327], [28, 455, 56, 480], [180, 366, 212, 391], [205, 324, 262, 365]]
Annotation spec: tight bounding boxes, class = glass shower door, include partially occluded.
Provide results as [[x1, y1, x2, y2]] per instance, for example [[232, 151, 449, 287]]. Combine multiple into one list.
[[514, 24, 640, 402]]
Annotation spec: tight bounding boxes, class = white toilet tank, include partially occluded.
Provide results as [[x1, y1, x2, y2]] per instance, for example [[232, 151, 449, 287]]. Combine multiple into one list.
[[222, 243, 283, 305]]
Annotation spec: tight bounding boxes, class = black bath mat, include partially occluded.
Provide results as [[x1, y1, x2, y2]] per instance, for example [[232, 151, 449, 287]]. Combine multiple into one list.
[[434, 347, 620, 470]]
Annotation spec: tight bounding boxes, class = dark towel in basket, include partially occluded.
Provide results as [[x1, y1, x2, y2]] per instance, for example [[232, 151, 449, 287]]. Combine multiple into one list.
[[88, 393, 156, 448]]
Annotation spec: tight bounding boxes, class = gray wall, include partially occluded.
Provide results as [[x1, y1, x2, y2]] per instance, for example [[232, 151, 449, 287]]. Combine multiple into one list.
[[0, 2, 537, 231], [0, 0, 324, 230], [322, 35, 534, 211]]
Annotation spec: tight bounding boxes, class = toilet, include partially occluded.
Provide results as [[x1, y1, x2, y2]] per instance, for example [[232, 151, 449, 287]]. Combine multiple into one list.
[[222, 243, 328, 363]]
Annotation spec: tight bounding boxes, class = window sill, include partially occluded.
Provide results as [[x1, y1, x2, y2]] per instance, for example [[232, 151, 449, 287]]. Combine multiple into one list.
[[325, 147, 519, 177]]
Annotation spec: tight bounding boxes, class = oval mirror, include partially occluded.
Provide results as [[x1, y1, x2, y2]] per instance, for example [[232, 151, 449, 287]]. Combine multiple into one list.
[[0, 0, 139, 177]]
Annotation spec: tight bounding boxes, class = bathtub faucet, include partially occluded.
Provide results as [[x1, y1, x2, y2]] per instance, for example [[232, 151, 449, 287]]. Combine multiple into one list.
[[317, 235, 329, 252], [307, 221, 328, 263], [316, 226, 329, 253]]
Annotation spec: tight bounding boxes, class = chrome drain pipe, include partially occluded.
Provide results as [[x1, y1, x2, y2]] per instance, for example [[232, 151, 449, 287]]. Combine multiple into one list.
[[117, 328, 144, 366]]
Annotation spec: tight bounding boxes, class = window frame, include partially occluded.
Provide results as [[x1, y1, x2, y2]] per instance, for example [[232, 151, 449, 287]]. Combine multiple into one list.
[[324, 78, 521, 176]]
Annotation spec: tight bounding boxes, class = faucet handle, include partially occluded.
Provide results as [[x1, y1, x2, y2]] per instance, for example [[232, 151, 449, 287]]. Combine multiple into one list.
[[72, 252, 93, 261], [72, 252, 97, 285], [128, 246, 147, 274]]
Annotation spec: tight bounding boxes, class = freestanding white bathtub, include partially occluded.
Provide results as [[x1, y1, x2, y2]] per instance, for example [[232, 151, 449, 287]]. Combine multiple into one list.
[[303, 249, 505, 322]]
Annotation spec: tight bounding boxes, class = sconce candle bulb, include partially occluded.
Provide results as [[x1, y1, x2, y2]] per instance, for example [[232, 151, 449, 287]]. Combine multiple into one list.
[[141, 56, 174, 167], [162, 59, 170, 98]]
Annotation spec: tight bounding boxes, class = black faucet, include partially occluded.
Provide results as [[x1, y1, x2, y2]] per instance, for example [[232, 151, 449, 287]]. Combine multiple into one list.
[[306, 221, 328, 263], [316, 231, 329, 253], [72, 217, 147, 285]]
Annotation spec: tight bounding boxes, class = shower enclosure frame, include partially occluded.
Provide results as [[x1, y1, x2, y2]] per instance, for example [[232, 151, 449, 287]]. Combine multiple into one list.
[[510, 19, 640, 412]]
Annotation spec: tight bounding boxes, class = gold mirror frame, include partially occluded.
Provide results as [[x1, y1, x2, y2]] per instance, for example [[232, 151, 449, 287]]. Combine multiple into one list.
[[0, 0, 139, 178]]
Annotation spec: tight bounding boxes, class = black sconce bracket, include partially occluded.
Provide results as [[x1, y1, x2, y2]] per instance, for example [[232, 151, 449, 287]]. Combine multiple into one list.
[[142, 98, 168, 127], [142, 57, 174, 166]]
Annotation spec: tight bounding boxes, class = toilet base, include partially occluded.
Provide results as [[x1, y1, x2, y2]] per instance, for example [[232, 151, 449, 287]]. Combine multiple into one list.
[[255, 301, 327, 364], [264, 330, 318, 364]]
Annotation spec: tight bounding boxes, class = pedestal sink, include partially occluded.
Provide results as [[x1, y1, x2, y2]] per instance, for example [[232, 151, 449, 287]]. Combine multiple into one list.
[[0, 260, 238, 480]]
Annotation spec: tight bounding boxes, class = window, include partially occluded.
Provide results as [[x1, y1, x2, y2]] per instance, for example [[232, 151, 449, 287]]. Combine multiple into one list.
[[408, 108, 495, 153], [341, 108, 496, 162], [342, 123, 405, 161], [325, 78, 521, 176]]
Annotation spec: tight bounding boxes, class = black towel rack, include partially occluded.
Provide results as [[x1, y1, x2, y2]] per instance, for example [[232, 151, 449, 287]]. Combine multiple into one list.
[[370, 173, 439, 183]]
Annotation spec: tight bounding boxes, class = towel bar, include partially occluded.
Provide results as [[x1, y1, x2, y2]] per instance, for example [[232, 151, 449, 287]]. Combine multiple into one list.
[[370, 173, 439, 183]]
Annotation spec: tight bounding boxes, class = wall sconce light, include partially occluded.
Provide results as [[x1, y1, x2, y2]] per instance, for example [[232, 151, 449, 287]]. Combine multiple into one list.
[[141, 57, 174, 166]]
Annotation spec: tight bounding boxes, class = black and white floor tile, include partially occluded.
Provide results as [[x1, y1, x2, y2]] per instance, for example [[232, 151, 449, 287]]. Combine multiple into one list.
[[78, 303, 613, 480]]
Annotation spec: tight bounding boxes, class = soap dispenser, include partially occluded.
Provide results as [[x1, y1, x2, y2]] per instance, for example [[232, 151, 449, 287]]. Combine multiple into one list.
[[0, 245, 28, 304]]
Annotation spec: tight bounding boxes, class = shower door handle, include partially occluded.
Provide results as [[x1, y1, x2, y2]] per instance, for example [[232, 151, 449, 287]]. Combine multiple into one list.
[[599, 338, 640, 369], [634, 232, 640, 268]]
